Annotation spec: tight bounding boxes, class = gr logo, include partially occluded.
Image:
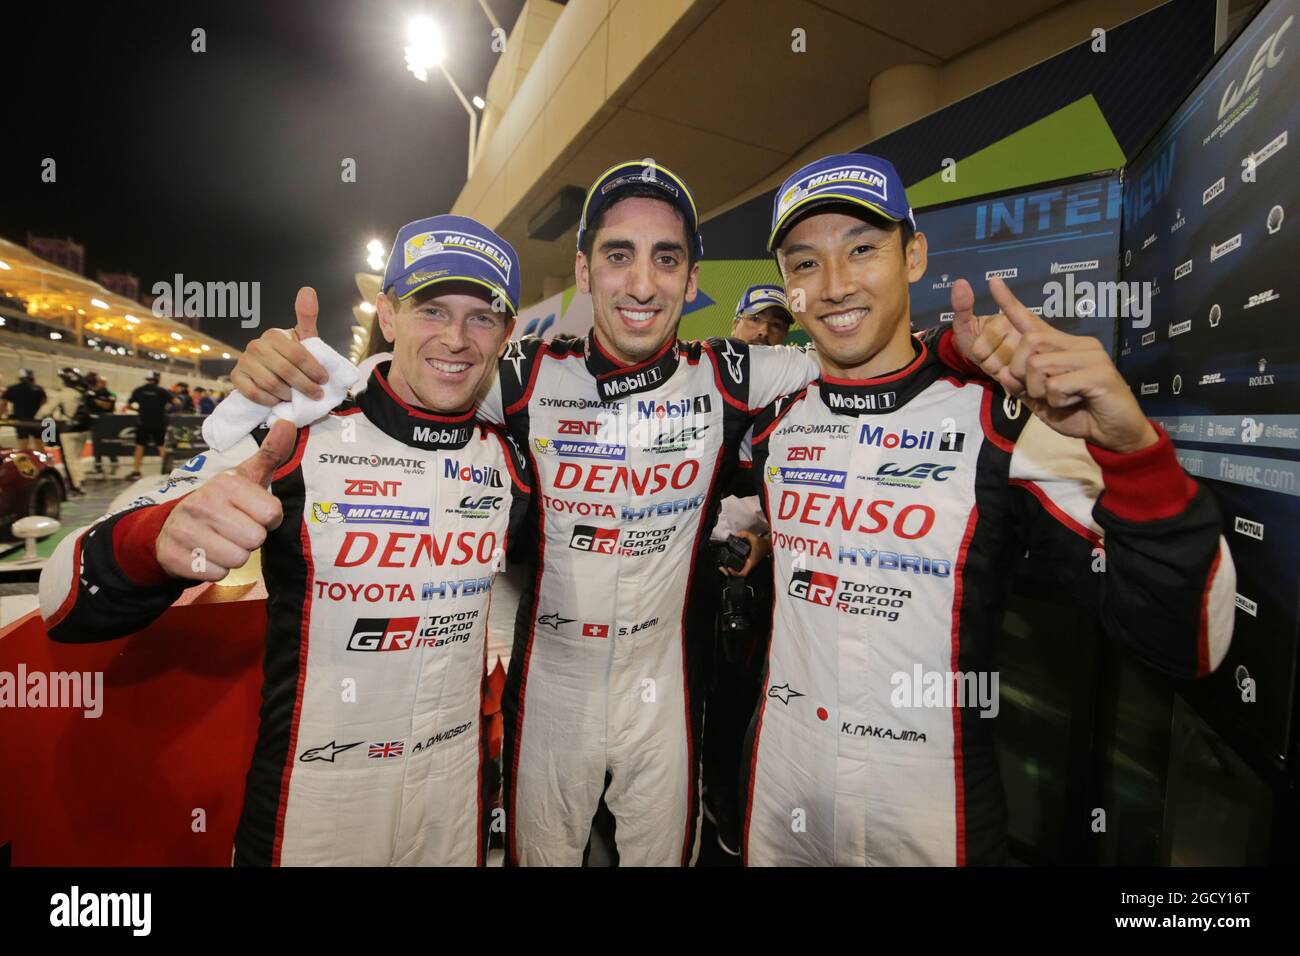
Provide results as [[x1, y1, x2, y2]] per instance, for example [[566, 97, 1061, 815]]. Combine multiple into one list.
[[570, 525, 618, 554], [788, 568, 837, 606], [348, 617, 418, 652]]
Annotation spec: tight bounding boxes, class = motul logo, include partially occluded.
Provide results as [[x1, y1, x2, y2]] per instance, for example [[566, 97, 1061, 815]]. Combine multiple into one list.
[[788, 569, 837, 606]]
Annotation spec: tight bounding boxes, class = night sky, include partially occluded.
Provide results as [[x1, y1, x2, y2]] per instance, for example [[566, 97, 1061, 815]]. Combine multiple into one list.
[[2, 0, 525, 362]]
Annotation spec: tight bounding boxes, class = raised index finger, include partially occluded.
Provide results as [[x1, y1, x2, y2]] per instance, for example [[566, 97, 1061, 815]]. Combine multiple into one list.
[[988, 276, 1049, 336]]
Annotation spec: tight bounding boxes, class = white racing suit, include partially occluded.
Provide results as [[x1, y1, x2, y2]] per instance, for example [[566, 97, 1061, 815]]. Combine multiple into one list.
[[480, 332, 819, 865], [741, 328, 1236, 865], [40, 362, 531, 865]]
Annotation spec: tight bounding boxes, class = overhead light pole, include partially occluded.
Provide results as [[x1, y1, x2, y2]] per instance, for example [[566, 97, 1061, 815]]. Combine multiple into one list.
[[404, 15, 486, 179]]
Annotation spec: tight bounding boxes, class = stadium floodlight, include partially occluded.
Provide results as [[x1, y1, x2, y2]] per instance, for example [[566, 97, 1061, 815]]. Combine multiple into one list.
[[404, 16, 445, 82], [171, 332, 183, 340], [359, 302, 376, 314], [366, 239, 386, 272], [472, 95, 486, 109], [90, 298, 109, 309]]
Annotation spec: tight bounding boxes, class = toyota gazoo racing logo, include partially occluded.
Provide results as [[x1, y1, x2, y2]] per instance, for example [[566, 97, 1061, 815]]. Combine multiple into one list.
[[319, 452, 426, 473], [863, 462, 955, 488], [444, 458, 503, 487], [777, 165, 889, 218], [447, 494, 503, 518], [532, 437, 627, 460], [570, 524, 619, 554], [788, 568, 837, 606], [766, 466, 847, 489], [311, 502, 430, 526]]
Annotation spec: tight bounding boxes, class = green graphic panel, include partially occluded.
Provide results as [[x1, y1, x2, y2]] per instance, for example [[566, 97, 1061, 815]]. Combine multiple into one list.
[[907, 96, 1125, 208]]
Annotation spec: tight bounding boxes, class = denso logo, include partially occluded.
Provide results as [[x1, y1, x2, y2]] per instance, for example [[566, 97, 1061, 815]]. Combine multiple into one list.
[[570, 525, 618, 554], [635, 395, 711, 420], [776, 491, 935, 539], [335, 531, 499, 568], [412, 425, 471, 445], [788, 446, 825, 461], [443, 458, 503, 487], [766, 467, 846, 489], [558, 419, 601, 435], [788, 569, 837, 606], [858, 425, 936, 450], [826, 391, 896, 411], [554, 460, 699, 495], [347, 617, 418, 652], [344, 478, 401, 497], [599, 367, 663, 398], [1218, 14, 1292, 120]]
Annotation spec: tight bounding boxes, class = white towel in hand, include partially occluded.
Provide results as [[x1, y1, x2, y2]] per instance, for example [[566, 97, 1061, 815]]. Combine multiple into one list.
[[201, 337, 362, 453]]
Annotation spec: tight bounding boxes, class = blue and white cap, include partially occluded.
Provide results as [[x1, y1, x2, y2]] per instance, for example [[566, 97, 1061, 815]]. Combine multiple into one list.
[[768, 153, 915, 251], [735, 284, 793, 323], [383, 214, 521, 314], [577, 160, 703, 261]]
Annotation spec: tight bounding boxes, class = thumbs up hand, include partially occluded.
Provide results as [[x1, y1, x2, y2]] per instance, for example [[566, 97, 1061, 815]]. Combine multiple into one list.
[[156, 419, 298, 580], [231, 287, 333, 405]]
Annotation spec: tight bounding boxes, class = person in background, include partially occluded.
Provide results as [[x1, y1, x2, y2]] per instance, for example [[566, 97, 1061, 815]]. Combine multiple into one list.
[[90, 374, 120, 478], [195, 387, 216, 415], [1, 368, 47, 451], [172, 382, 195, 413], [730, 283, 795, 346], [125, 370, 176, 479]]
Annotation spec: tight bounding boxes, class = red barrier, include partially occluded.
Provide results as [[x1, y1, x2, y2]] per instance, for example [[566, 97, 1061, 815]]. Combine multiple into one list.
[[0, 598, 266, 866]]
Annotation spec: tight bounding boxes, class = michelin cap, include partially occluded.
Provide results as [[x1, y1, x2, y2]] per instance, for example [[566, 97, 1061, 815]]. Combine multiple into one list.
[[735, 284, 793, 323], [577, 160, 703, 261], [383, 214, 521, 315], [768, 152, 915, 251]]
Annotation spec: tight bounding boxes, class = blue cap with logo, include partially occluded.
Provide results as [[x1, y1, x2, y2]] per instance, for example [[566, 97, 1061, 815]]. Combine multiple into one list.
[[768, 153, 915, 251], [577, 160, 704, 261], [383, 214, 521, 314], [735, 284, 794, 323]]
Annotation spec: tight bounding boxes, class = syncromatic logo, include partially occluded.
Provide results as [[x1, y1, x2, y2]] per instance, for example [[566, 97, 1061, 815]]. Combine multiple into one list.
[[310, 503, 430, 526], [863, 462, 954, 488], [599, 366, 664, 399], [444, 458, 503, 486], [826, 391, 896, 411], [345, 478, 401, 497], [635, 395, 711, 420], [532, 437, 626, 460], [766, 467, 847, 489], [558, 419, 601, 435], [775, 423, 851, 437], [569, 525, 618, 554], [319, 453, 426, 472], [539, 397, 621, 411], [788, 568, 837, 606]]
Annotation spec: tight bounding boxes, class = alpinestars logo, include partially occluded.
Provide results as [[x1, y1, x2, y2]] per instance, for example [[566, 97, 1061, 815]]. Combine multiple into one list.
[[299, 740, 363, 762], [788, 568, 837, 606], [502, 340, 526, 381], [537, 612, 574, 630], [767, 683, 806, 705], [719, 339, 745, 383]]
